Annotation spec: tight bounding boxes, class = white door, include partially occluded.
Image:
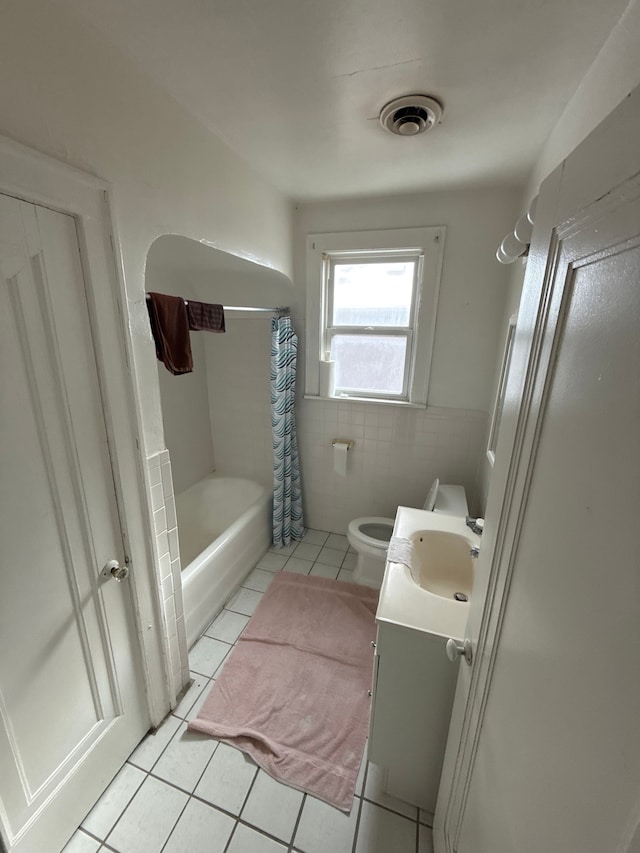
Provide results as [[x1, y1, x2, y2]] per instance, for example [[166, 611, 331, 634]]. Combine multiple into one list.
[[0, 194, 149, 853], [435, 87, 640, 852]]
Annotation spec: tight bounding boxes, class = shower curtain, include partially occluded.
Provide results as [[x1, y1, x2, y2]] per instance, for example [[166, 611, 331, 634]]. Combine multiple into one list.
[[270, 316, 304, 547]]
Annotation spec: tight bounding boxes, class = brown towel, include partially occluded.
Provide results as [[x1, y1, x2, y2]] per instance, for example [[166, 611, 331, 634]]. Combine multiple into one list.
[[187, 301, 225, 333], [146, 292, 193, 375]]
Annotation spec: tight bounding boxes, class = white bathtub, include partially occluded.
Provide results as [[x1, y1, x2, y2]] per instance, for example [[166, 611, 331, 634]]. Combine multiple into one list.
[[177, 474, 272, 649]]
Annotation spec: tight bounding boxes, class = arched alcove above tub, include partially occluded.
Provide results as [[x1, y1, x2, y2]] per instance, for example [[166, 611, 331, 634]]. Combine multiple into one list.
[[145, 234, 293, 310], [145, 235, 295, 495]]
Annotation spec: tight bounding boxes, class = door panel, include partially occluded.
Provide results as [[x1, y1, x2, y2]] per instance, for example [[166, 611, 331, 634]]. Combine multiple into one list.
[[436, 86, 640, 853], [459, 228, 640, 853], [0, 195, 148, 852]]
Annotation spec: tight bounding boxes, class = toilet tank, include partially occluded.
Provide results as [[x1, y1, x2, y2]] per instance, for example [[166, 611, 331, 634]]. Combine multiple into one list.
[[431, 484, 468, 517]]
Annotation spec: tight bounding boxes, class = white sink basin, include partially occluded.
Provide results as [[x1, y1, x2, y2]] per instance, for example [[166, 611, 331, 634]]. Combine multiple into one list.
[[376, 506, 481, 639], [409, 530, 474, 599]]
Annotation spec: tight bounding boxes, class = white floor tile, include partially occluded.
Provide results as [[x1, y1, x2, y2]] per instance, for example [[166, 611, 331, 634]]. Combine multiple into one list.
[[195, 742, 258, 815], [62, 829, 101, 853], [364, 763, 418, 819], [354, 800, 416, 853], [243, 568, 276, 592], [325, 533, 349, 551], [186, 680, 215, 722], [337, 569, 355, 583], [302, 529, 329, 546], [227, 587, 263, 616], [162, 797, 235, 853], [341, 552, 358, 571], [82, 763, 146, 839], [257, 552, 290, 571], [292, 542, 322, 561], [205, 609, 250, 644], [152, 720, 219, 792], [172, 672, 211, 719], [128, 714, 181, 771], [316, 547, 344, 568], [309, 562, 339, 580], [227, 823, 288, 853], [240, 771, 303, 843], [189, 636, 232, 677], [107, 775, 188, 853], [293, 795, 358, 853], [419, 823, 435, 852], [282, 557, 313, 574]]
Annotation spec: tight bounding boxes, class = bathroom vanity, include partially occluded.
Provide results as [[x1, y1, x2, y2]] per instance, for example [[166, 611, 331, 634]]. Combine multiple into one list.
[[367, 506, 480, 814]]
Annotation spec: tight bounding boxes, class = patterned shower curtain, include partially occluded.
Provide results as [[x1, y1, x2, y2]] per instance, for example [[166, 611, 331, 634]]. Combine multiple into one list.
[[270, 316, 304, 547]]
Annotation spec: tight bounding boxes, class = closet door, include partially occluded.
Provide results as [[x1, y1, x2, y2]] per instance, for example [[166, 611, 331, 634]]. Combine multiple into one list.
[[0, 194, 148, 853]]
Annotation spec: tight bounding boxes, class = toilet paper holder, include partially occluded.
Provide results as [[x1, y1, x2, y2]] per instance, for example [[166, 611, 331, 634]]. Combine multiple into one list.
[[332, 439, 354, 450]]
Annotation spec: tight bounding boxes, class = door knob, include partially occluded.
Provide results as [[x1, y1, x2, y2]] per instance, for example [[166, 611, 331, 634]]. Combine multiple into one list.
[[446, 638, 473, 665], [102, 559, 129, 582]]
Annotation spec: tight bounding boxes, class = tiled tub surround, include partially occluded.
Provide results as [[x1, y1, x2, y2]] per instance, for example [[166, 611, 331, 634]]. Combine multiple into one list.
[[65, 532, 434, 853], [298, 399, 488, 533], [146, 450, 190, 704]]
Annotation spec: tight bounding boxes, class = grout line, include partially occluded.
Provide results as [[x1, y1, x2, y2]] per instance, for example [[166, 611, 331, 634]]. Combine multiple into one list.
[[158, 791, 191, 853], [288, 791, 306, 850]]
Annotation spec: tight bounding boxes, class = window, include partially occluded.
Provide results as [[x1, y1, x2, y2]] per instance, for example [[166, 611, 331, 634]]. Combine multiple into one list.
[[305, 227, 445, 406]]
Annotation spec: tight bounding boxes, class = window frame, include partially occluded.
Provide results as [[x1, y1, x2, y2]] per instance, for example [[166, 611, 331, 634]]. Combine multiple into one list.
[[305, 227, 446, 406]]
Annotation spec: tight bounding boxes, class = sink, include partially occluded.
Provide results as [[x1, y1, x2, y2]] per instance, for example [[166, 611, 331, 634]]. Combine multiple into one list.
[[376, 506, 480, 638], [408, 530, 473, 599]]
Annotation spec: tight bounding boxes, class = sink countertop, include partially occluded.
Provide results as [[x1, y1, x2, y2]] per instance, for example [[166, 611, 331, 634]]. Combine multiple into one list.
[[376, 506, 481, 641]]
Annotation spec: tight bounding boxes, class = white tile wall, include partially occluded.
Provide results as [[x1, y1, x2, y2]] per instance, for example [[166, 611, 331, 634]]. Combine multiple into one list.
[[146, 450, 190, 703], [297, 399, 488, 532]]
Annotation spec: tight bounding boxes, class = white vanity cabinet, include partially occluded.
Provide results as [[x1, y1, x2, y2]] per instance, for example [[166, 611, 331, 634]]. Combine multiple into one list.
[[366, 505, 478, 813], [368, 617, 459, 813]]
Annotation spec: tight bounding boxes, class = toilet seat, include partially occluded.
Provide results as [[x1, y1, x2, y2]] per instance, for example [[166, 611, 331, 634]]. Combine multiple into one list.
[[347, 516, 394, 551]]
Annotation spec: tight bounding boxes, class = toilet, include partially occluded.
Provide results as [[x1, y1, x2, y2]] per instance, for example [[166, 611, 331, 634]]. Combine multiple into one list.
[[346, 480, 469, 588]]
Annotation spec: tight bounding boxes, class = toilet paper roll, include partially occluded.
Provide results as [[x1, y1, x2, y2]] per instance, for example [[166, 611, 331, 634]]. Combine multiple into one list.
[[333, 440, 349, 476], [319, 359, 336, 398]]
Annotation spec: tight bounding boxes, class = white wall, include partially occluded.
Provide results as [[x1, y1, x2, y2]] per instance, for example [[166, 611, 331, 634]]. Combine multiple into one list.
[[294, 188, 519, 529], [205, 318, 274, 490], [144, 260, 216, 495]]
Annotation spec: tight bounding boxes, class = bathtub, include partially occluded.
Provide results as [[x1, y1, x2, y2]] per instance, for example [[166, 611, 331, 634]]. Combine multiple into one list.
[[177, 474, 272, 649]]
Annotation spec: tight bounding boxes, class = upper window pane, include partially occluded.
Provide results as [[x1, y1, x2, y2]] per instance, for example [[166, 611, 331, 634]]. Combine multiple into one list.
[[331, 261, 414, 326]]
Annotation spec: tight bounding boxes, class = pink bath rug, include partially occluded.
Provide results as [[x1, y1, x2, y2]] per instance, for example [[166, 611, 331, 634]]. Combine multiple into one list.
[[188, 571, 379, 812]]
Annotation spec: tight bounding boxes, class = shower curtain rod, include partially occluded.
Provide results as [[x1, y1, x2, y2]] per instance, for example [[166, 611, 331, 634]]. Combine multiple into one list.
[[145, 293, 289, 316]]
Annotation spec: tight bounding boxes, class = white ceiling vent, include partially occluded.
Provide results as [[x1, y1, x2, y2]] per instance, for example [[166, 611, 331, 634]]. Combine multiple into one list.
[[379, 95, 443, 137]]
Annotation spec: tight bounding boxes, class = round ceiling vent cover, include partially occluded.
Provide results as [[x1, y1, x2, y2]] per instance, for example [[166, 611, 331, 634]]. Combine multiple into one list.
[[379, 95, 443, 136]]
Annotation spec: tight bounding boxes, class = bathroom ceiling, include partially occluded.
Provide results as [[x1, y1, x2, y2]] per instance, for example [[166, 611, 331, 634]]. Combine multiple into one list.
[[61, 0, 629, 201]]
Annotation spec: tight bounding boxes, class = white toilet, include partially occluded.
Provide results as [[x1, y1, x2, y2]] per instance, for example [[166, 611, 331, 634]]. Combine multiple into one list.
[[346, 481, 469, 588]]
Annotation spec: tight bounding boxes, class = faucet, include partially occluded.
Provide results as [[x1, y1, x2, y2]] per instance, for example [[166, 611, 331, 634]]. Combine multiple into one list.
[[470, 545, 480, 559]]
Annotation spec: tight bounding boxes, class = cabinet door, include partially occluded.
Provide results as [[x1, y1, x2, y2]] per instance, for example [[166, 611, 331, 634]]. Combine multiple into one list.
[[368, 621, 458, 810]]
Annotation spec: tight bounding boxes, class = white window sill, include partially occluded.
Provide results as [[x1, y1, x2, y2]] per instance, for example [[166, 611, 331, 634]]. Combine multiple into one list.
[[303, 394, 427, 409]]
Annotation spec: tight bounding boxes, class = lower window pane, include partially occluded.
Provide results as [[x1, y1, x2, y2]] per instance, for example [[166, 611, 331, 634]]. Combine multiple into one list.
[[332, 335, 407, 395]]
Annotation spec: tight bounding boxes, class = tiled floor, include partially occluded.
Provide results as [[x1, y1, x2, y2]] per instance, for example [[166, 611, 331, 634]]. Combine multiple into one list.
[[65, 529, 434, 853]]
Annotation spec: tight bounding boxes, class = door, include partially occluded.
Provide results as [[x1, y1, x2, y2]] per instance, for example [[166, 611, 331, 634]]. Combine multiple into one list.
[[435, 87, 640, 852], [0, 194, 149, 853]]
